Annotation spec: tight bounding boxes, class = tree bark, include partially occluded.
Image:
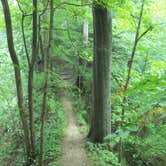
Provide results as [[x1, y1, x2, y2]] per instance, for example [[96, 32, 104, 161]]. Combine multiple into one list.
[[1, 0, 31, 163], [89, 3, 112, 142], [28, 0, 38, 159]]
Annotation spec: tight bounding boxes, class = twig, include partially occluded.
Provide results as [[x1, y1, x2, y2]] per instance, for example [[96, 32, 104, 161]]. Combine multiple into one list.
[[16, 0, 30, 66], [137, 26, 153, 42]]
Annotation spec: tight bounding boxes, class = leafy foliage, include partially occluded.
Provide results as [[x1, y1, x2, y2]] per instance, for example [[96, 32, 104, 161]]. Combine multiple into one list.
[[0, 0, 166, 165], [86, 142, 120, 166]]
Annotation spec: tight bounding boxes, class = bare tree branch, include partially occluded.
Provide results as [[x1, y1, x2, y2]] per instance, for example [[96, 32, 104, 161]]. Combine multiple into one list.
[[16, 0, 30, 66], [137, 26, 153, 42]]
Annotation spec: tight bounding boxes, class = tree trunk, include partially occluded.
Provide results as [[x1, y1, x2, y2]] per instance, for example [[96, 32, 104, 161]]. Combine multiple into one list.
[[28, 0, 38, 159], [76, 1, 89, 91], [89, 3, 112, 142], [1, 0, 31, 163], [82, 22, 89, 44], [39, 0, 54, 165], [118, 0, 145, 162]]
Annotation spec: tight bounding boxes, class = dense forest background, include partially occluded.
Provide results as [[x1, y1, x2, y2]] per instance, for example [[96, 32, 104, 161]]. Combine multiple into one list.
[[0, 0, 166, 166]]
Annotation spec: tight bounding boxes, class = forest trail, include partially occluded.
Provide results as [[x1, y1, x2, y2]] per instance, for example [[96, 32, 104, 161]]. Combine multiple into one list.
[[60, 92, 89, 166]]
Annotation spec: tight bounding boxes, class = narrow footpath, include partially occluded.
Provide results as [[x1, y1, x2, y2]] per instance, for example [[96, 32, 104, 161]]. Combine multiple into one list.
[[60, 93, 89, 166]]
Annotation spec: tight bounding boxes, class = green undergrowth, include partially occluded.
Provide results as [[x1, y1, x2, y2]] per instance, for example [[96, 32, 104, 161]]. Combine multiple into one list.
[[35, 93, 66, 166], [0, 108, 24, 165], [86, 142, 120, 166], [0, 71, 67, 165], [34, 72, 67, 166]]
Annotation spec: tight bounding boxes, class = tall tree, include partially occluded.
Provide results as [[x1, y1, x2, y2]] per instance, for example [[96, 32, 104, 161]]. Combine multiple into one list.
[[1, 0, 31, 163], [118, 0, 152, 162], [39, 0, 54, 165], [28, 0, 38, 159], [88, 2, 112, 142]]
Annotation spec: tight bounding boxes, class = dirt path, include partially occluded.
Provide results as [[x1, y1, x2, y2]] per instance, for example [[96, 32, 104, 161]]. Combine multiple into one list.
[[60, 93, 89, 166]]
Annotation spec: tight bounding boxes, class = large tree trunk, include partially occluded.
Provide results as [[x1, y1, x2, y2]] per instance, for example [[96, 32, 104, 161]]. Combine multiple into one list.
[[1, 0, 31, 163], [89, 3, 112, 143]]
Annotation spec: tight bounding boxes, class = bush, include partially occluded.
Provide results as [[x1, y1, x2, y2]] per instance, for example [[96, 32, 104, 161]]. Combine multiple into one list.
[[86, 142, 120, 166]]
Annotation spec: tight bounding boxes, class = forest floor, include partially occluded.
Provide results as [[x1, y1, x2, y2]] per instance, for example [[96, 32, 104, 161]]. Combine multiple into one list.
[[60, 92, 89, 166]]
